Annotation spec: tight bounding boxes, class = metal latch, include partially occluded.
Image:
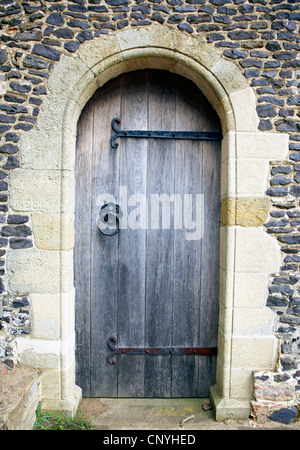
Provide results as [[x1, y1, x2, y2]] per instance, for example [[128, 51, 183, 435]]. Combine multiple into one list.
[[97, 202, 122, 236]]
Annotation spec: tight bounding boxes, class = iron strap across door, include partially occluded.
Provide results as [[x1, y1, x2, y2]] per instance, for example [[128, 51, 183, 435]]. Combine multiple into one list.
[[107, 336, 218, 365], [110, 118, 222, 148]]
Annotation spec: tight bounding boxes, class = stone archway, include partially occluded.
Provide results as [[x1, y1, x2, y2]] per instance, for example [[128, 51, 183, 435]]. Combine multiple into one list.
[[7, 25, 288, 419]]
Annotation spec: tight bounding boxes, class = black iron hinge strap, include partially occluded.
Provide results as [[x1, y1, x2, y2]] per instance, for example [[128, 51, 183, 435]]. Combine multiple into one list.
[[107, 336, 217, 365], [110, 118, 222, 149]]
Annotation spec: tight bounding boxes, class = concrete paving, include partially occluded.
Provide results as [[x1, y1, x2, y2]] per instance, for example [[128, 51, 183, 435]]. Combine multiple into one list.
[[77, 398, 300, 430]]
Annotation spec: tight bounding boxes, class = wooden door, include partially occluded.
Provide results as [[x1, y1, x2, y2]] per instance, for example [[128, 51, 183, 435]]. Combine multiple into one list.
[[75, 70, 221, 398]]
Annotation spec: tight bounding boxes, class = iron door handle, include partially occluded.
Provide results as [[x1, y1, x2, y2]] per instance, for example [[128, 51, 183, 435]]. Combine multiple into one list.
[[97, 202, 122, 236]]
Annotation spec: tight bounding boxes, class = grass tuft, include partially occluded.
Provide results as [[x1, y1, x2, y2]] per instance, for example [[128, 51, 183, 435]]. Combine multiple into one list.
[[34, 405, 94, 430]]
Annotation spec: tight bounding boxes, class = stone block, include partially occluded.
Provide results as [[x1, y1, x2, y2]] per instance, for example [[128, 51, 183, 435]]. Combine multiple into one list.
[[235, 227, 281, 274], [237, 158, 269, 196], [6, 248, 60, 294], [211, 59, 249, 95], [229, 87, 259, 132], [236, 132, 289, 160], [20, 129, 62, 170], [15, 337, 60, 369], [31, 293, 60, 340], [9, 169, 61, 213], [233, 272, 270, 308], [232, 307, 277, 336], [221, 196, 270, 227], [32, 212, 74, 251], [231, 337, 278, 369]]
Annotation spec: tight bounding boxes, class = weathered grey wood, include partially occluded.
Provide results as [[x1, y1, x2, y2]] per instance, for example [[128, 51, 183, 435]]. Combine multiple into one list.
[[172, 78, 203, 397], [75, 99, 94, 397], [171, 79, 221, 397], [144, 71, 175, 397], [117, 72, 148, 397], [90, 78, 122, 397], [75, 69, 221, 398]]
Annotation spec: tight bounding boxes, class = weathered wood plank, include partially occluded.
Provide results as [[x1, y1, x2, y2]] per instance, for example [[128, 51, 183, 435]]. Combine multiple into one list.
[[90, 78, 121, 397], [117, 71, 148, 397], [144, 71, 175, 397], [75, 99, 94, 397]]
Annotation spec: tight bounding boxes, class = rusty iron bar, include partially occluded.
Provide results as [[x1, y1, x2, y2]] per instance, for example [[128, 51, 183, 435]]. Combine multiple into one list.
[[107, 336, 217, 365]]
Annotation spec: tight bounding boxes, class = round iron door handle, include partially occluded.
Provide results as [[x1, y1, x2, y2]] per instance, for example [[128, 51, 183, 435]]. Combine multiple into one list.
[[97, 202, 122, 236]]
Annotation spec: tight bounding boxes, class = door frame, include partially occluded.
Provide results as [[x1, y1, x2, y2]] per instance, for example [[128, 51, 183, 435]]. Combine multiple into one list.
[[10, 25, 288, 419]]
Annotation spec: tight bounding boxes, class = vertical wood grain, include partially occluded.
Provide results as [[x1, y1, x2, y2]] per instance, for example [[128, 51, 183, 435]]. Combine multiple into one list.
[[144, 71, 175, 397], [75, 70, 221, 398], [75, 99, 94, 397], [117, 71, 148, 397]]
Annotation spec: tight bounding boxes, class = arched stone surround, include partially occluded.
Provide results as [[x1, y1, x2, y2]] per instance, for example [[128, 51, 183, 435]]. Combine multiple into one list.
[[6, 25, 289, 419]]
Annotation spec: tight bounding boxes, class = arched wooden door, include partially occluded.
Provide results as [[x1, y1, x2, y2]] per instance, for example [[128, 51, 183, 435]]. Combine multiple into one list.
[[75, 70, 221, 398]]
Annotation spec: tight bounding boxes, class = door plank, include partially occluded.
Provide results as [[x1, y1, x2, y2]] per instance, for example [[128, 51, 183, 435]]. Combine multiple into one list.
[[75, 99, 94, 397], [144, 71, 175, 397], [90, 78, 121, 397], [117, 72, 148, 397], [172, 78, 205, 397]]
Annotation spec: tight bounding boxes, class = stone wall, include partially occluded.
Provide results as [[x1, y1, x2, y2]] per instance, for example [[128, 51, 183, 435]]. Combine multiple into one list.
[[0, 0, 299, 422]]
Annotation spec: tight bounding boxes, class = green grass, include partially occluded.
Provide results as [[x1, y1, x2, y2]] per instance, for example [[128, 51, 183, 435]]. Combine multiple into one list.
[[33, 405, 94, 430]]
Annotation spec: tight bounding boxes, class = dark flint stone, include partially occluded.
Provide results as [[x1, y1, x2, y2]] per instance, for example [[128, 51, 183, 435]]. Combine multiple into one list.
[[53, 28, 74, 39], [270, 176, 291, 186], [32, 44, 61, 62], [9, 83, 31, 94], [46, 12, 64, 27], [117, 20, 129, 28], [0, 238, 8, 248], [64, 41, 80, 52], [258, 120, 272, 130], [289, 153, 300, 162], [4, 95, 25, 104], [271, 166, 292, 175], [150, 12, 164, 24], [264, 218, 289, 227], [224, 49, 247, 59], [266, 186, 288, 196], [290, 185, 300, 197], [14, 123, 33, 131], [0, 104, 27, 114], [3, 156, 19, 170], [244, 69, 260, 77], [269, 285, 294, 296], [275, 120, 299, 133], [269, 408, 297, 425], [256, 104, 276, 118], [9, 238, 33, 249], [7, 215, 29, 224], [1, 225, 31, 237], [279, 235, 300, 245], [67, 19, 91, 29], [12, 297, 29, 308], [267, 296, 288, 307], [0, 49, 7, 65], [266, 41, 281, 51], [0, 143, 18, 154], [77, 30, 94, 42], [178, 23, 193, 33], [228, 31, 258, 40], [105, 0, 129, 5]]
